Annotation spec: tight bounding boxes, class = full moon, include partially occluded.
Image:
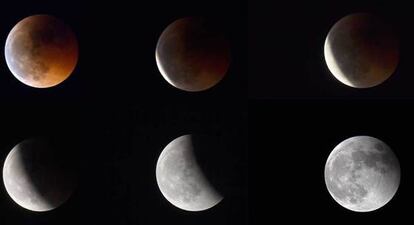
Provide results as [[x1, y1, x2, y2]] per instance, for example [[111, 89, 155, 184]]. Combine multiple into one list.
[[2, 138, 75, 212], [155, 17, 231, 92], [156, 134, 223, 211], [324, 136, 400, 212], [5, 15, 78, 88], [324, 13, 399, 88]]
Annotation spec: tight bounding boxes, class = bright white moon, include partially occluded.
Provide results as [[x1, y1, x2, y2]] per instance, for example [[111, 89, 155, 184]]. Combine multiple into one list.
[[324, 136, 400, 212]]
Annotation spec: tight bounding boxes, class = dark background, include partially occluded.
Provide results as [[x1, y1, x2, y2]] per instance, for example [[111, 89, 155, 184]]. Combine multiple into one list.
[[249, 0, 413, 222], [250, 100, 412, 222], [249, 0, 414, 99], [0, 0, 248, 224]]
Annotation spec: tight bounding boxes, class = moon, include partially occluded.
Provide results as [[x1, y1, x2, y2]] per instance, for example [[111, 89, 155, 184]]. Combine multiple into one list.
[[155, 17, 231, 92], [2, 138, 75, 212], [324, 136, 400, 212], [324, 13, 399, 88], [5, 14, 78, 88], [155, 134, 223, 211]]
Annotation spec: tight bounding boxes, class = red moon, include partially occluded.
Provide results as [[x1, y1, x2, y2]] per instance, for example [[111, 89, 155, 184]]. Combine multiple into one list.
[[324, 13, 399, 88], [156, 17, 231, 92], [5, 15, 79, 88]]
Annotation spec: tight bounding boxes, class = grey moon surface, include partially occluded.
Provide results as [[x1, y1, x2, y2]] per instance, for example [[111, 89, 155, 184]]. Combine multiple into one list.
[[2, 139, 74, 212], [156, 134, 223, 211], [5, 14, 78, 88], [324, 136, 400, 212], [155, 17, 230, 92], [324, 13, 399, 88]]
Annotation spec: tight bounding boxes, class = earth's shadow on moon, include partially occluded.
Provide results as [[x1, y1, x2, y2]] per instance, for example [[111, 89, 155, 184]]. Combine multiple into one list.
[[326, 13, 399, 88], [189, 134, 232, 199], [15, 137, 77, 210], [156, 17, 231, 92]]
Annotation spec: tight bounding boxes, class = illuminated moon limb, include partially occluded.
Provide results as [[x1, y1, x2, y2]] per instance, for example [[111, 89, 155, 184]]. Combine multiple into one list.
[[155, 50, 176, 89], [324, 38, 354, 87]]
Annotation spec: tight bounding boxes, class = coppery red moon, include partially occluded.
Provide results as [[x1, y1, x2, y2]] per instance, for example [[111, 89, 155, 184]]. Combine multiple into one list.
[[5, 15, 78, 88]]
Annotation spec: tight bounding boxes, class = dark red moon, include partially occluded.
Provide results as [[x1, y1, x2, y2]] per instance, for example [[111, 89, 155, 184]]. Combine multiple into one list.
[[324, 13, 399, 88], [156, 17, 231, 92]]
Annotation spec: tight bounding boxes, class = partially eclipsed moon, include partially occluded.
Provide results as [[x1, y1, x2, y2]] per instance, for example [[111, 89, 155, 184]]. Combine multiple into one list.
[[324, 136, 400, 212], [2, 138, 75, 212], [5, 14, 78, 88], [155, 17, 230, 92], [156, 134, 223, 211], [324, 13, 399, 88]]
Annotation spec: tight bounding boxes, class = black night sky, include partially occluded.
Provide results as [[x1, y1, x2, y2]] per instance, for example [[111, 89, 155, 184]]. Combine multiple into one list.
[[251, 100, 413, 222], [5, 0, 413, 223], [250, 0, 413, 223], [0, 0, 248, 224], [250, 0, 414, 99]]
